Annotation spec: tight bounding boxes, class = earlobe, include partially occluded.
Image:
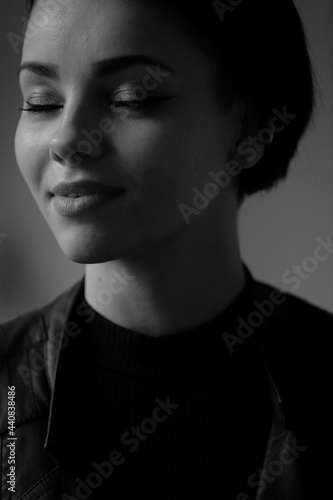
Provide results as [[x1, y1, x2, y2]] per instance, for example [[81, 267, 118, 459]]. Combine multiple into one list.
[[233, 136, 266, 170], [232, 127, 274, 171]]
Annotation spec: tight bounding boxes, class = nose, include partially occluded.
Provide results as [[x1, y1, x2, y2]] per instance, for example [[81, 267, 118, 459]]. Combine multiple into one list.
[[49, 105, 105, 167]]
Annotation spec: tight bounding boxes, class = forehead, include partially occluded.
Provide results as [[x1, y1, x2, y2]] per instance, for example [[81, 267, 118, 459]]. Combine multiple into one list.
[[23, 0, 210, 80]]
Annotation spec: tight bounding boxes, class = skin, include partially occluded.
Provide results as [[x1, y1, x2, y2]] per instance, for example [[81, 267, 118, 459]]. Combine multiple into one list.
[[15, 0, 256, 336]]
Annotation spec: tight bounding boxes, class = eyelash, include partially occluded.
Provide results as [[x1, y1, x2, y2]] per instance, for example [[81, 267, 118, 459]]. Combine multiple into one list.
[[18, 104, 62, 114], [18, 98, 164, 114]]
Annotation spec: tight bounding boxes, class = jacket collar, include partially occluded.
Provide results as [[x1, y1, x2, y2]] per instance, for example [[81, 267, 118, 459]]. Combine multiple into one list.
[[43, 275, 87, 470]]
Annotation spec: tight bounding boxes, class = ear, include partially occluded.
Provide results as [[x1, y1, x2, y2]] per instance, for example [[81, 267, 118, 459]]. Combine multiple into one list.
[[232, 103, 274, 170]]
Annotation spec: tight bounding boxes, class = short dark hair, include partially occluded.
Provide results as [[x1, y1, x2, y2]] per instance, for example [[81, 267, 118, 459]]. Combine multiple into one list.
[[25, 0, 315, 204]]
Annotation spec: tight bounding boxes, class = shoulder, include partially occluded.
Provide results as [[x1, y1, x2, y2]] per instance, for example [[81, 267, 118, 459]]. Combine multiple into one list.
[[253, 277, 333, 432], [254, 278, 333, 329], [0, 277, 84, 432], [0, 277, 84, 354], [253, 277, 333, 369]]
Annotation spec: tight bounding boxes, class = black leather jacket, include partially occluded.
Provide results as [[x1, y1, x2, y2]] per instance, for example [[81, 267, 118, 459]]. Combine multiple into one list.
[[1, 272, 332, 499]]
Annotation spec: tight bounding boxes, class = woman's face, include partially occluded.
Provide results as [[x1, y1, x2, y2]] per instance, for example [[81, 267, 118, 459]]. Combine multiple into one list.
[[15, 0, 242, 264]]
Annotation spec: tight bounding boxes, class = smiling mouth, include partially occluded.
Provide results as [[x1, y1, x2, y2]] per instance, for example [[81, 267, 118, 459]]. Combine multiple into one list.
[[52, 190, 125, 216]]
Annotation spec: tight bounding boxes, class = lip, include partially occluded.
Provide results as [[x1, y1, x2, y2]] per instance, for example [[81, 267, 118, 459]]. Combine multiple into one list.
[[52, 192, 124, 216], [51, 180, 123, 197]]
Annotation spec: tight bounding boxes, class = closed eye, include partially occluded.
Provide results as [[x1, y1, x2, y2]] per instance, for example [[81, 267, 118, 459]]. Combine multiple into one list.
[[18, 96, 176, 114]]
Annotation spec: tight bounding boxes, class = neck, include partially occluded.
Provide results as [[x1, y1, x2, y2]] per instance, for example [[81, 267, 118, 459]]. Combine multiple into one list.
[[84, 218, 245, 337]]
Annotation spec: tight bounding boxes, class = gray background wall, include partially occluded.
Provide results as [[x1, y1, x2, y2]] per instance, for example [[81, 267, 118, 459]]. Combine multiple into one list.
[[0, 0, 332, 323]]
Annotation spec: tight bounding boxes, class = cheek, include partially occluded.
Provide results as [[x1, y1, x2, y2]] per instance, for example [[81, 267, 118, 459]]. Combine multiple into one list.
[[114, 121, 198, 212], [117, 116, 211, 180], [15, 121, 48, 193], [115, 114, 230, 212]]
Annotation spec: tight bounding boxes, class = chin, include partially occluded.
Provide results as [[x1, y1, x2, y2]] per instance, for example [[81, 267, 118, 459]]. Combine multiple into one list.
[[55, 238, 115, 264], [55, 232, 142, 264], [62, 247, 130, 264], [53, 221, 172, 264]]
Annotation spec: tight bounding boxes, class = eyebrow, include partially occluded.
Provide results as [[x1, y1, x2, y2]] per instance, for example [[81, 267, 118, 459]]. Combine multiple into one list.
[[16, 55, 175, 80]]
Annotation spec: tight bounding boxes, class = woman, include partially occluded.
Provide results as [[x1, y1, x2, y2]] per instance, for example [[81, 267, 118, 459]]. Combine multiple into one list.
[[1, 0, 332, 498]]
